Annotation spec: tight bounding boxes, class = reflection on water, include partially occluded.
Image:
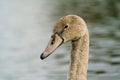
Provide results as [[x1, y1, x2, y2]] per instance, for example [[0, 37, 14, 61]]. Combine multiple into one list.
[[0, 0, 120, 80]]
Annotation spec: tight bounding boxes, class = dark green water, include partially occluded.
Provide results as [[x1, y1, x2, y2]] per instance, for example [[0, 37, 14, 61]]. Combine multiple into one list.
[[0, 0, 120, 80]]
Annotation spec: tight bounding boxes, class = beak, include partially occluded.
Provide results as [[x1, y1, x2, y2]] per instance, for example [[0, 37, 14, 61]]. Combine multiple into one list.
[[40, 33, 64, 60]]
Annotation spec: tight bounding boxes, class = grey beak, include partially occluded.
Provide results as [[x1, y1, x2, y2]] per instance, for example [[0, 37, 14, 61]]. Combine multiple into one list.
[[40, 33, 64, 60]]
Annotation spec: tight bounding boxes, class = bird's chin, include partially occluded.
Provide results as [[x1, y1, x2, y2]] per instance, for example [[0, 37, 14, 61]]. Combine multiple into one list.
[[40, 33, 64, 60]]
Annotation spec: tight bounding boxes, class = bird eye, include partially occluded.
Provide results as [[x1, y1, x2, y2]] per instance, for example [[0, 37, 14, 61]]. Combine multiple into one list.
[[64, 25, 68, 28]]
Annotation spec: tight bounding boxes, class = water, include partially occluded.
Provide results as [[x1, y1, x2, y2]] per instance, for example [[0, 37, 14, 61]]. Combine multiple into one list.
[[0, 0, 120, 80]]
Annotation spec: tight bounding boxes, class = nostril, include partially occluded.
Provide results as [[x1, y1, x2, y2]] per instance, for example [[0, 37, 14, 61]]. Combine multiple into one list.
[[51, 39, 55, 45], [51, 37, 55, 45]]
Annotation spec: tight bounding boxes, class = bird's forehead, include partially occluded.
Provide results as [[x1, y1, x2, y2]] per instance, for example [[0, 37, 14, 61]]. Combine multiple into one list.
[[53, 18, 67, 32], [53, 24, 64, 33], [53, 15, 80, 33], [57, 17, 68, 25]]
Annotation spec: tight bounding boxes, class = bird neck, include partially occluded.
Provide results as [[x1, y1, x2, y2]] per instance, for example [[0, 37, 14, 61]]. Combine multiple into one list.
[[68, 32, 89, 80]]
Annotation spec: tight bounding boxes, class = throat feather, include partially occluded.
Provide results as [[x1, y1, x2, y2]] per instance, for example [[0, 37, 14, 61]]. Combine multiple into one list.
[[68, 33, 89, 80]]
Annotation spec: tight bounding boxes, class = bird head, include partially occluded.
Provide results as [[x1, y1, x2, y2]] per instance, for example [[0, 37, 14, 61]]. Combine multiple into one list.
[[40, 15, 87, 59]]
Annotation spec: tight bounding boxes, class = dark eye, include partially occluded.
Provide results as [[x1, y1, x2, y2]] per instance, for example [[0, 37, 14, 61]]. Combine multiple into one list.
[[64, 25, 68, 28]]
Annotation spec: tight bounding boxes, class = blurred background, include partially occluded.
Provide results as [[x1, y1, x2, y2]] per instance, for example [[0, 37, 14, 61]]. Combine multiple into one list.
[[0, 0, 120, 80]]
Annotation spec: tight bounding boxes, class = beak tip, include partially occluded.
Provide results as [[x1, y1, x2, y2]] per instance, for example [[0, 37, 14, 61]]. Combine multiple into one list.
[[40, 53, 45, 60]]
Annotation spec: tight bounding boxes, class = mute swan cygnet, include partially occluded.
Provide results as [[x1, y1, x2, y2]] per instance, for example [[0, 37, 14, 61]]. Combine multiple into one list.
[[40, 15, 89, 80]]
